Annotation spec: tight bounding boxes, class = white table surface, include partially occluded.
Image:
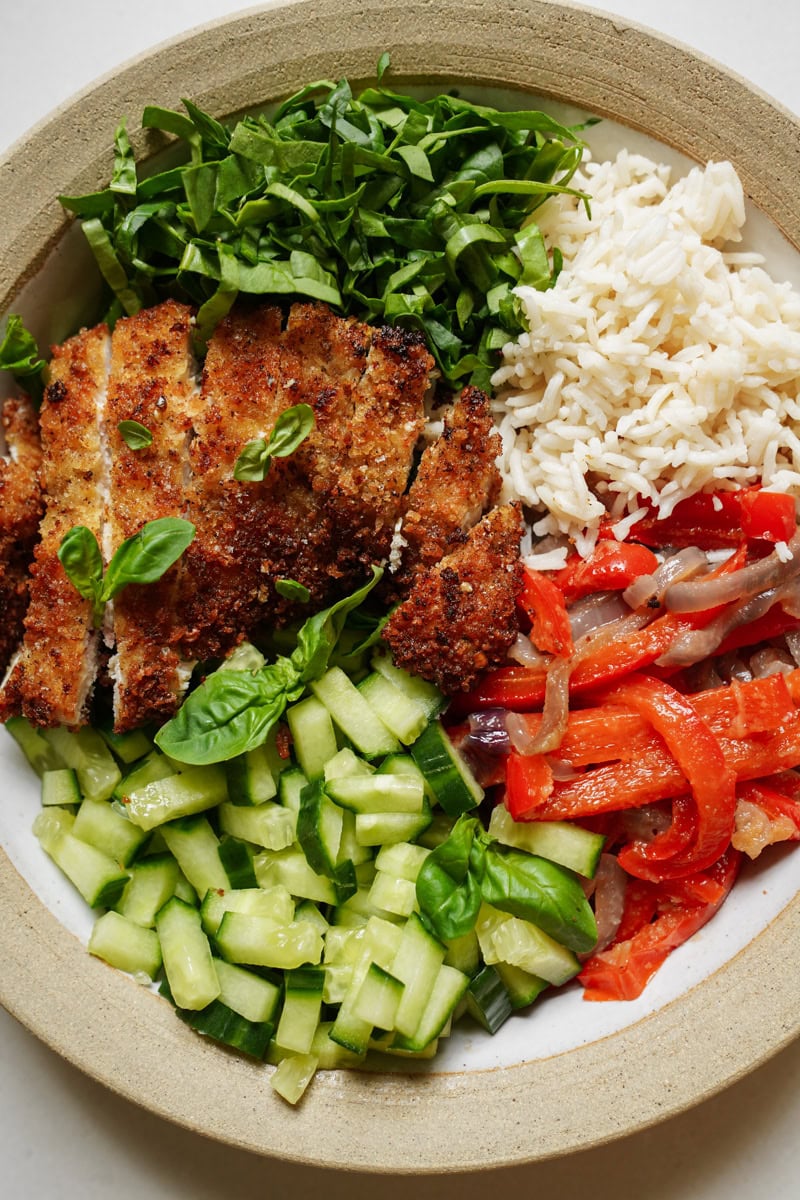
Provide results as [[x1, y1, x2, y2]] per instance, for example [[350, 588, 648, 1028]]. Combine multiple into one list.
[[3, 1, 800, 1195]]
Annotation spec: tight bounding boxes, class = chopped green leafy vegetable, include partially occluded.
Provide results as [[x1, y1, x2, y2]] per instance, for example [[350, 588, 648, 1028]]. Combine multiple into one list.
[[118, 419, 154, 449], [233, 403, 315, 482], [60, 60, 589, 386], [0, 314, 48, 407], [58, 517, 195, 627], [275, 578, 311, 603]]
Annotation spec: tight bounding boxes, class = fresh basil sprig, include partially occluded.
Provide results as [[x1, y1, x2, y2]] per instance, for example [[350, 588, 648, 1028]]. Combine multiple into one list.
[[57, 517, 195, 626], [233, 404, 315, 482], [275, 578, 311, 603], [416, 815, 598, 953], [0, 314, 47, 407], [155, 566, 382, 764], [118, 419, 153, 449]]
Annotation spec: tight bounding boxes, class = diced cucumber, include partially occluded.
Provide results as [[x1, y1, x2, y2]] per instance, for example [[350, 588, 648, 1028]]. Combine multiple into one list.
[[72, 797, 149, 866], [367, 871, 418, 917], [124, 764, 228, 831], [374, 841, 430, 881], [410, 720, 483, 816], [218, 799, 296, 850], [294, 900, 329, 934], [225, 742, 278, 806], [167, 989, 272, 1058], [275, 968, 325, 1054], [310, 1021, 366, 1069], [310, 667, 399, 760], [33, 811, 128, 908], [161, 816, 228, 895], [494, 961, 549, 1010], [357, 671, 430, 744], [416, 809, 458, 849], [5, 716, 62, 776], [97, 723, 153, 765], [200, 885, 295, 937], [336, 808, 373, 868], [42, 726, 122, 801], [465, 964, 514, 1034], [323, 747, 374, 782], [89, 910, 162, 978], [278, 767, 308, 813], [297, 778, 344, 876], [214, 958, 281, 1024], [114, 854, 179, 927], [270, 1052, 319, 1104], [112, 750, 176, 803], [353, 963, 404, 1030], [41, 768, 81, 808], [355, 802, 432, 847], [286, 695, 338, 780], [216, 912, 324, 969], [390, 913, 446, 1037], [218, 836, 258, 888], [392, 963, 469, 1051], [255, 847, 338, 906], [370, 655, 446, 719], [488, 805, 605, 878], [326, 774, 424, 815], [156, 897, 220, 1010], [444, 929, 481, 977], [487, 914, 580, 986]]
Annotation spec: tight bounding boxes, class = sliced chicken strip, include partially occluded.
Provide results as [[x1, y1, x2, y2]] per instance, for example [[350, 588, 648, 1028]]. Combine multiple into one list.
[[106, 300, 199, 731], [0, 324, 110, 726], [391, 386, 501, 591], [383, 502, 523, 694], [0, 396, 43, 675]]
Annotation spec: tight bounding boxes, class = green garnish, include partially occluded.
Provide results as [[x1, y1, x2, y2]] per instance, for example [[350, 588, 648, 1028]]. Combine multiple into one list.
[[233, 403, 315, 482], [118, 419, 154, 449], [60, 59, 589, 386], [0, 314, 48, 407], [275, 578, 311, 603], [57, 517, 195, 626]]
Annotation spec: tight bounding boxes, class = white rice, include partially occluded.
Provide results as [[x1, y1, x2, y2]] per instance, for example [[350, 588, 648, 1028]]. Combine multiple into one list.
[[491, 150, 800, 552]]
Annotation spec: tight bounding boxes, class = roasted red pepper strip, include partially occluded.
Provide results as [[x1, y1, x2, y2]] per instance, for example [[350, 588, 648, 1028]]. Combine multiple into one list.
[[617, 487, 795, 549], [579, 848, 741, 1001], [505, 750, 554, 820], [617, 794, 697, 878], [554, 541, 659, 604], [518, 568, 574, 656], [600, 675, 735, 878]]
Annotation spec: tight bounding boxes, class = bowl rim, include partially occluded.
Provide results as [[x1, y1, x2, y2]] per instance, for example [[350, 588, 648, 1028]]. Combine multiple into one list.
[[2, 0, 800, 1173]]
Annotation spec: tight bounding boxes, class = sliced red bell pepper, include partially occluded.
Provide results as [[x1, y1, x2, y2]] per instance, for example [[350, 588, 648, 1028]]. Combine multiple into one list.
[[518, 568, 574, 656], [554, 541, 659, 604], [505, 751, 554, 820], [618, 487, 795, 550], [579, 848, 741, 1001], [737, 780, 800, 839], [713, 604, 800, 657], [617, 793, 697, 879], [599, 675, 735, 878]]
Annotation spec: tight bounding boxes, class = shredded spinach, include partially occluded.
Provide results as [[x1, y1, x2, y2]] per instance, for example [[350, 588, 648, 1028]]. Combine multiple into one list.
[[60, 60, 589, 387], [0, 315, 48, 407]]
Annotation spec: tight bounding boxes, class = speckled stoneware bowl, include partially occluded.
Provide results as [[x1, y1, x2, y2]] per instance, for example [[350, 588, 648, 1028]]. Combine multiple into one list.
[[2, 0, 800, 1173]]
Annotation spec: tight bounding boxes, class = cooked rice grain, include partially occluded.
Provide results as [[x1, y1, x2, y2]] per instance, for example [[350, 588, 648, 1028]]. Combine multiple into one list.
[[492, 151, 800, 552]]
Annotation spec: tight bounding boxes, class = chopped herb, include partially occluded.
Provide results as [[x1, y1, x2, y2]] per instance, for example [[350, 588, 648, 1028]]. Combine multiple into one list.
[[118, 419, 154, 449], [0, 315, 48, 407], [233, 403, 315, 482], [275, 578, 311, 603]]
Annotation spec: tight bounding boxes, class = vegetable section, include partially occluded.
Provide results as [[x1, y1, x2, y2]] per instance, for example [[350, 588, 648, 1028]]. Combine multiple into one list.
[[59, 60, 588, 387]]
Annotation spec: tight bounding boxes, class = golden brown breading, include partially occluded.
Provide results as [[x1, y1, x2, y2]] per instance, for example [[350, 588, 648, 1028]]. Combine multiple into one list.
[[106, 300, 199, 731], [383, 503, 523, 693], [0, 396, 43, 675], [178, 302, 432, 660], [0, 325, 110, 725], [391, 386, 501, 590]]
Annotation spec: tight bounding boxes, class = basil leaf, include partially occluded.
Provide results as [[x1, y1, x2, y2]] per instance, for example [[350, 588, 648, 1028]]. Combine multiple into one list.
[[155, 658, 299, 764], [276, 578, 311, 603], [291, 565, 383, 683], [415, 815, 489, 941], [100, 517, 195, 601], [57, 526, 104, 625], [233, 404, 315, 481], [481, 846, 598, 954], [118, 419, 154, 449], [0, 314, 47, 407]]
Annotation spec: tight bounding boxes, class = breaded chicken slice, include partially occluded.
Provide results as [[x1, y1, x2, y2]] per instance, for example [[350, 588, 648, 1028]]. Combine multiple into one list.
[[179, 303, 432, 659], [383, 503, 523, 693], [0, 396, 43, 675], [391, 386, 501, 589], [0, 325, 110, 726], [106, 301, 199, 731]]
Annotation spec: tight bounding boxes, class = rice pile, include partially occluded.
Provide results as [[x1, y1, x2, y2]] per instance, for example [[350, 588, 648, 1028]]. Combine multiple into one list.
[[492, 150, 800, 558]]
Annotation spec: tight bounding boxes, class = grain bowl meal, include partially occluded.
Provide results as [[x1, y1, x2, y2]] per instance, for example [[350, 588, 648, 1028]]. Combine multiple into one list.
[[2, 63, 800, 1105]]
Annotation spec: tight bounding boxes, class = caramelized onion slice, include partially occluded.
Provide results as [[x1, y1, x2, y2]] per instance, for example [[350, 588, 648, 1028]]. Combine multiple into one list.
[[665, 532, 800, 613]]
